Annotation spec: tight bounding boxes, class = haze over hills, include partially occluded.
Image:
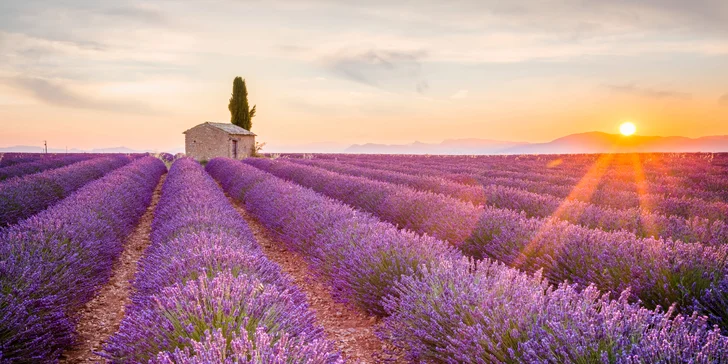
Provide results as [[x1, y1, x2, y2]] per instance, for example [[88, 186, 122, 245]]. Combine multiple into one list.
[[0, 145, 183, 154], [502, 132, 728, 154], [345, 139, 528, 154], [4, 133, 728, 155], [345, 132, 728, 154], [264, 142, 350, 154]]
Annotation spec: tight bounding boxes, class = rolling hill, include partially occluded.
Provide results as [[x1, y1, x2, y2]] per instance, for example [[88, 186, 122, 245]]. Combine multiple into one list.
[[345, 132, 728, 154]]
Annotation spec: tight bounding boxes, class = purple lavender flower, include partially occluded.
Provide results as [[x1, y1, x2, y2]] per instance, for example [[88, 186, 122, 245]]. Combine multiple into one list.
[[0, 156, 165, 361], [0, 155, 133, 226], [208, 158, 460, 316], [0, 154, 94, 181], [206, 156, 728, 362], [106, 272, 324, 363], [104, 158, 340, 362], [243, 157, 728, 329], [153, 328, 343, 364]]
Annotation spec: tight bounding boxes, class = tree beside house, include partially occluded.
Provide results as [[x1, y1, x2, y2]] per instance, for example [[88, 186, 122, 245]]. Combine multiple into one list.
[[228, 77, 256, 131]]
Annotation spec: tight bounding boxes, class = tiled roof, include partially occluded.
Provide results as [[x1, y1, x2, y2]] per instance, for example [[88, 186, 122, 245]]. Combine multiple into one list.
[[185, 122, 256, 136]]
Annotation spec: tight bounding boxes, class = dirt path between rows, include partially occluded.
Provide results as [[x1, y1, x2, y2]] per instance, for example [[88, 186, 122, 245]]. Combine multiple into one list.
[[229, 198, 405, 363], [60, 175, 165, 363]]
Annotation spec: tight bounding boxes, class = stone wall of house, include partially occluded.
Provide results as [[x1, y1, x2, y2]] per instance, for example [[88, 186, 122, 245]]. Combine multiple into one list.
[[185, 125, 255, 161], [230, 135, 255, 159], [185, 125, 228, 161]]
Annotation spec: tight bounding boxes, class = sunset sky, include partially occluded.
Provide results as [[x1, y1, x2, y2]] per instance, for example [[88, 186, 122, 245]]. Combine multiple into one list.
[[1, 0, 727, 152]]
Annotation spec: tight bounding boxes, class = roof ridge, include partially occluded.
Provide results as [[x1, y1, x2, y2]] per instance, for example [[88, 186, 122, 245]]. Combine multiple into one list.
[[184, 122, 256, 136]]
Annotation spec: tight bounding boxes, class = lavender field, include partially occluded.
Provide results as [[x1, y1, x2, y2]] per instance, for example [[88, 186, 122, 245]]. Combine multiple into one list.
[[2, 152, 728, 363]]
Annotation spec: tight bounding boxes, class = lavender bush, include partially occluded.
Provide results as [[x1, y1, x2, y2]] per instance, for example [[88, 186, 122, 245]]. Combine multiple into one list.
[[331, 154, 728, 221], [0, 154, 93, 181], [208, 157, 728, 362], [0, 155, 132, 226], [0, 153, 43, 168], [207, 157, 460, 316], [245, 158, 728, 329], [104, 158, 340, 363], [0, 156, 165, 362], [381, 258, 550, 362], [320, 153, 727, 194], [132, 233, 288, 300], [245, 158, 481, 244], [109, 272, 323, 363], [293, 158, 728, 244], [384, 258, 728, 363], [157, 152, 175, 163], [154, 329, 343, 364]]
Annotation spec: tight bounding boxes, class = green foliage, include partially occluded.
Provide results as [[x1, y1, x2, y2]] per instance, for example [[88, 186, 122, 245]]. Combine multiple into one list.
[[228, 76, 256, 131], [252, 142, 266, 158]]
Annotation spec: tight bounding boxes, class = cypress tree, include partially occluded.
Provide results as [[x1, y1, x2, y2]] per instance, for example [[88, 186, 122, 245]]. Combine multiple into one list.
[[228, 77, 256, 131]]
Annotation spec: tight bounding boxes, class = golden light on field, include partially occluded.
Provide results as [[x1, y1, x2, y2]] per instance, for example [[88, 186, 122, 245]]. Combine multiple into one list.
[[546, 159, 563, 168], [620, 122, 637, 136]]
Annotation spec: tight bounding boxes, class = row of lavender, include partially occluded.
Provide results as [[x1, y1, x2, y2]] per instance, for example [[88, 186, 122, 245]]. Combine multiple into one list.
[[209, 157, 728, 362], [311, 153, 728, 195], [0, 154, 96, 181], [0, 153, 94, 168], [363, 156, 728, 204], [306, 153, 728, 204], [426, 154, 727, 203], [376, 153, 728, 193], [246, 158, 728, 330], [327, 157, 728, 226], [103, 158, 341, 362], [0, 156, 165, 362], [0, 155, 133, 227], [290, 158, 728, 244], [153, 152, 185, 165], [0, 153, 42, 168]]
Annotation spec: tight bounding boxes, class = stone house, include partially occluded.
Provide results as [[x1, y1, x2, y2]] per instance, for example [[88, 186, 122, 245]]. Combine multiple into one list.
[[183, 122, 256, 161]]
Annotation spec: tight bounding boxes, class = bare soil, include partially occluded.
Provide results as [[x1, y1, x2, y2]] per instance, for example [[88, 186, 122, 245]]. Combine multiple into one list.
[[230, 199, 405, 363], [60, 175, 165, 363]]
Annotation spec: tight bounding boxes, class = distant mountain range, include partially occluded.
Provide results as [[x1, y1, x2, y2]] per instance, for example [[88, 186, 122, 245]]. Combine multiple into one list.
[[345, 132, 728, 154], [345, 138, 528, 154], [4, 132, 728, 155], [0, 145, 184, 154], [265, 142, 349, 154]]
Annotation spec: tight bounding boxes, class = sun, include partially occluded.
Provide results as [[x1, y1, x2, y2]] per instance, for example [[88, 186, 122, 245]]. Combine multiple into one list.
[[619, 122, 636, 136]]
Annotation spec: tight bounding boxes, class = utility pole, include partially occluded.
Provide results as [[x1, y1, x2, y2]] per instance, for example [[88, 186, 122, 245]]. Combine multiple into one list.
[[44, 141, 48, 154]]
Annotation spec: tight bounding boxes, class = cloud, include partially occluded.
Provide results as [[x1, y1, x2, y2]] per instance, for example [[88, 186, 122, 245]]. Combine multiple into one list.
[[275, 0, 728, 65], [5, 77, 158, 114], [604, 83, 692, 99], [0, 29, 197, 85], [324, 49, 429, 92], [102, 5, 165, 24], [340, 0, 728, 36], [279, 44, 311, 54], [416, 80, 429, 94], [720, 93, 728, 106], [450, 89, 469, 99]]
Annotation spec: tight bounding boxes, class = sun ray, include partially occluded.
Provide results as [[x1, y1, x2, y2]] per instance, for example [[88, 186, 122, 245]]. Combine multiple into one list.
[[514, 152, 616, 271], [629, 153, 658, 238]]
